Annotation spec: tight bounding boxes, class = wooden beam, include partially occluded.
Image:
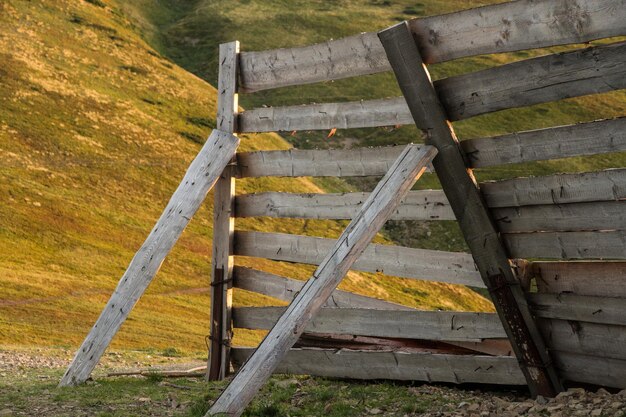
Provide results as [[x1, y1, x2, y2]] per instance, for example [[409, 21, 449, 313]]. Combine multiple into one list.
[[206, 144, 437, 416], [237, 0, 626, 92], [532, 261, 626, 297], [230, 347, 526, 385], [235, 190, 453, 220], [208, 41, 239, 381], [59, 129, 239, 386], [233, 267, 414, 310], [528, 293, 626, 326], [378, 22, 562, 397], [234, 231, 483, 288], [552, 351, 626, 389], [232, 306, 505, 341], [462, 118, 626, 168], [237, 145, 433, 178]]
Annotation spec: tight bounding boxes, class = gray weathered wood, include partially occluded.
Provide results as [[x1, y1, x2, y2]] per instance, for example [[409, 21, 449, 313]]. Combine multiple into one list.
[[59, 129, 239, 386], [462, 118, 626, 168], [233, 267, 414, 310], [238, 97, 412, 132], [235, 190, 453, 220], [234, 231, 482, 288], [237, 0, 626, 92], [437, 41, 626, 121], [532, 261, 626, 297], [207, 144, 437, 416], [528, 293, 626, 326], [237, 145, 433, 178], [493, 201, 626, 233], [504, 230, 626, 259], [481, 169, 626, 208], [379, 21, 562, 397], [208, 41, 239, 381], [446, 340, 513, 357], [539, 319, 626, 361], [230, 347, 526, 385], [553, 351, 626, 388], [233, 307, 505, 341]]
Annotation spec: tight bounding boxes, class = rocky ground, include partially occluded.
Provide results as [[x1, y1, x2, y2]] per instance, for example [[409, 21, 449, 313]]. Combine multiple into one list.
[[0, 347, 624, 416]]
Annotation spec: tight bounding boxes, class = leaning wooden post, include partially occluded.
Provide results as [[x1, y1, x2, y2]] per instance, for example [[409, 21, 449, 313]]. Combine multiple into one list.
[[206, 144, 438, 417], [208, 41, 239, 381], [59, 129, 239, 386], [378, 22, 563, 397]]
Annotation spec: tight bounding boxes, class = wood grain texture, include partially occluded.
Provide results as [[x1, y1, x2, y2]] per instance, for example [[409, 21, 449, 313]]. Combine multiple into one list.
[[233, 307, 505, 341], [462, 118, 626, 168], [230, 348, 526, 385], [237, 145, 433, 178], [234, 231, 482, 288], [481, 169, 626, 208], [532, 261, 626, 297], [60, 130, 239, 387], [235, 190, 453, 220], [504, 230, 626, 259], [233, 267, 414, 310], [493, 201, 626, 233], [528, 293, 626, 326], [237, 0, 626, 92], [437, 41, 626, 121], [207, 145, 437, 416], [553, 351, 626, 388]]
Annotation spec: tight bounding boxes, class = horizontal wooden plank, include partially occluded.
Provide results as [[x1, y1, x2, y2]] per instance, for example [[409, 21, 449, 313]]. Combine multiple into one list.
[[438, 41, 626, 121], [532, 261, 626, 297], [504, 230, 626, 260], [231, 347, 525, 385], [235, 190, 453, 220], [493, 201, 626, 233], [462, 117, 626, 168], [237, 145, 434, 178], [232, 266, 414, 310], [233, 307, 505, 341], [528, 293, 626, 326], [480, 169, 626, 208], [238, 97, 412, 133], [539, 319, 626, 361], [234, 231, 483, 287], [553, 351, 626, 388], [238, 0, 626, 92]]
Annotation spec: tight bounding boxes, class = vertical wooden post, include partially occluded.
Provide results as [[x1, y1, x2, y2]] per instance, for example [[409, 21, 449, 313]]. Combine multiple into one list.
[[208, 41, 239, 381], [378, 22, 563, 398]]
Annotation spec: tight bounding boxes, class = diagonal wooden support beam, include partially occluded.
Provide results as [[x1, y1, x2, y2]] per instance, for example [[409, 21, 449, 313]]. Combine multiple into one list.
[[59, 129, 239, 387], [206, 144, 438, 417], [377, 22, 563, 398]]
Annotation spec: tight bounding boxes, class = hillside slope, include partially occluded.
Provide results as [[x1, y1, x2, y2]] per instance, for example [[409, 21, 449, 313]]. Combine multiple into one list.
[[0, 0, 491, 353]]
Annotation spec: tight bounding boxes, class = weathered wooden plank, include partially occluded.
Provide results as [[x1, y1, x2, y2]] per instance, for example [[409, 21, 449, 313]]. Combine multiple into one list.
[[532, 261, 626, 297], [438, 41, 626, 121], [235, 190, 453, 220], [207, 145, 437, 416], [59, 129, 240, 387], [379, 21, 562, 397], [233, 307, 505, 341], [237, 0, 626, 92], [230, 348, 526, 385], [232, 267, 414, 311], [553, 351, 626, 388], [481, 169, 626, 208], [493, 201, 626, 233], [234, 231, 483, 288], [504, 230, 626, 260], [208, 41, 239, 381], [237, 145, 433, 178], [528, 293, 626, 326], [446, 340, 514, 357], [462, 118, 626, 168], [539, 319, 626, 361], [238, 97, 412, 133]]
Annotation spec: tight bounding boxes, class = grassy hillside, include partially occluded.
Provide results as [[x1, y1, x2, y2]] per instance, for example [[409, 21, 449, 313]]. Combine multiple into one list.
[[0, 0, 492, 355]]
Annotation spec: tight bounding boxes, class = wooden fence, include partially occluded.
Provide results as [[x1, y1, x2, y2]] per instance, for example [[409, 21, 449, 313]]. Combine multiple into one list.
[[208, 0, 626, 391]]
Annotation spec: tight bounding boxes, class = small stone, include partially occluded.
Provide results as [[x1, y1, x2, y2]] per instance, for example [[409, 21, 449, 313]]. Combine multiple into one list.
[[556, 390, 575, 400], [458, 402, 469, 408], [596, 388, 611, 397], [617, 389, 626, 399], [535, 395, 548, 405], [468, 403, 480, 411], [590, 409, 603, 417], [367, 408, 382, 415], [275, 378, 298, 388], [0, 409, 12, 417], [137, 397, 151, 403]]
